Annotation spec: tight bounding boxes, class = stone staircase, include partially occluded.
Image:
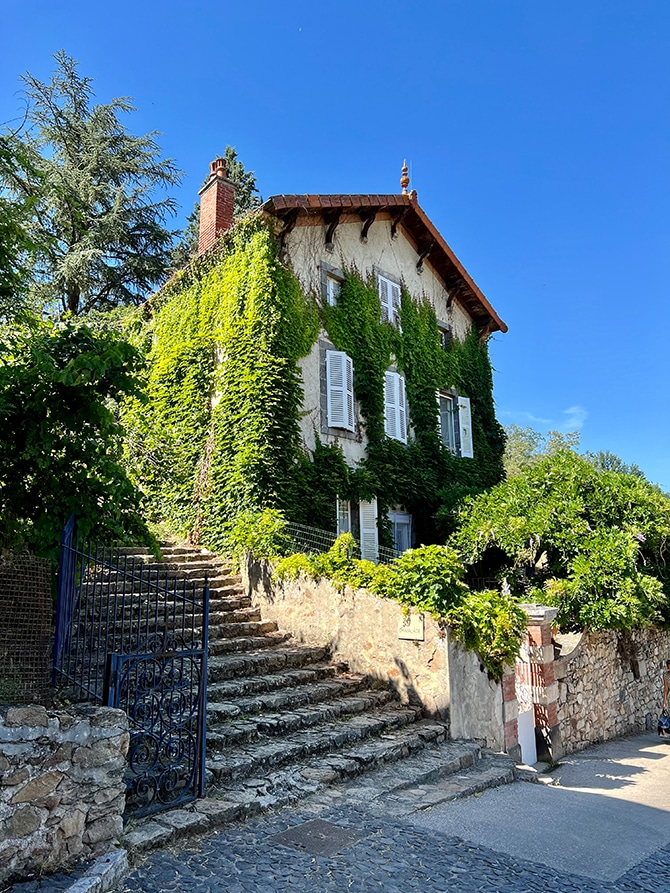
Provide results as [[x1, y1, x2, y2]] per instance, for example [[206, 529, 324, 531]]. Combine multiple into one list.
[[118, 544, 516, 854]]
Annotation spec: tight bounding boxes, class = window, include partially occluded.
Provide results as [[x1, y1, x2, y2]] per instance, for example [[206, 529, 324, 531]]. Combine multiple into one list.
[[326, 350, 355, 431], [437, 391, 474, 458], [438, 324, 452, 350], [438, 393, 457, 453], [384, 370, 407, 443], [326, 275, 341, 307], [378, 274, 401, 328], [336, 497, 351, 536], [388, 511, 412, 554]]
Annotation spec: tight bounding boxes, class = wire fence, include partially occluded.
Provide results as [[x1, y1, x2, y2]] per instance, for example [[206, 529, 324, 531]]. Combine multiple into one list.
[[286, 522, 400, 565], [0, 553, 54, 705]]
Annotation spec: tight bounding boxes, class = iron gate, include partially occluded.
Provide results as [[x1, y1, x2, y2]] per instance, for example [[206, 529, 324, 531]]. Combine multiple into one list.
[[53, 515, 209, 820]]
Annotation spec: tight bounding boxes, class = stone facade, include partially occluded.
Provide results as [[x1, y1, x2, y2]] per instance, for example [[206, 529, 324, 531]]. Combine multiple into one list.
[[555, 628, 670, 754], [0, 705, 129, 886]]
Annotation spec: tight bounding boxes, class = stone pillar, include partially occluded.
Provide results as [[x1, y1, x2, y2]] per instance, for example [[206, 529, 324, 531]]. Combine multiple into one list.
[[520, 604, 564, 762], [501, 665, 521, 762]]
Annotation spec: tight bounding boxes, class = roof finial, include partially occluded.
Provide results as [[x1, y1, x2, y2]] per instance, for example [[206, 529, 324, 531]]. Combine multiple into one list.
[[400, 160, 410, 195]]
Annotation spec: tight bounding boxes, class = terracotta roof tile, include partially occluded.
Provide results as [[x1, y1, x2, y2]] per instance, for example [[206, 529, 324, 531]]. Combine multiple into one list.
[[261, 193, 506, 333]]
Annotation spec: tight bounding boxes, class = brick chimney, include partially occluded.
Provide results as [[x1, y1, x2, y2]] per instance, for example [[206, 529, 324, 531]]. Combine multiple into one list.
[[198, 158, 235, 254]]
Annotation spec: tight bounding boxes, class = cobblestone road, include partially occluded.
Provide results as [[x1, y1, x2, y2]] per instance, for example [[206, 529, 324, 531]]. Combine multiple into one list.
[[115, 799, 670, 893]]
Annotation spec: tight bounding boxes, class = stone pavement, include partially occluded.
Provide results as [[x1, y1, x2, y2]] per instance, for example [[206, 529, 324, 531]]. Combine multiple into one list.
[[114, 732, 670, 893], [11, 733, 670, 893]]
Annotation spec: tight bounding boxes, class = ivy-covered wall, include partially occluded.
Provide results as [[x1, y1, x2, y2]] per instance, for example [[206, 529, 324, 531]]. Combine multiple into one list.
[[124, 215, 505, 549]]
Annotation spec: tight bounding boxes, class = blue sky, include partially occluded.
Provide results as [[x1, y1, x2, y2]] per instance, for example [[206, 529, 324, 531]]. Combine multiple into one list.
[[2, 0, 669, 489]]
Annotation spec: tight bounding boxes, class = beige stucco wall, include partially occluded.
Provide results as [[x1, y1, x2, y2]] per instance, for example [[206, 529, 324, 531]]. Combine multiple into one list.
[[285, 218, 473, 460], [447, 640, 505, 751]]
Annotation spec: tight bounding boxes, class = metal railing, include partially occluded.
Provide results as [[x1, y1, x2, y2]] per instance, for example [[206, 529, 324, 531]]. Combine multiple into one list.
[[53, 516, 209, 704], [286, 521, 400, 564]]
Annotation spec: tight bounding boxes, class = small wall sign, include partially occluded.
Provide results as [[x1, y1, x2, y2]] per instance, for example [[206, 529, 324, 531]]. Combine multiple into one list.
[[398, 612, 424, 641]]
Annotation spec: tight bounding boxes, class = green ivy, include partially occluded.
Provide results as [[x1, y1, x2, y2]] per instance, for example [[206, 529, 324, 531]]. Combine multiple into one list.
[[122, 216, 319, 546], [125, 222, 505, 551]]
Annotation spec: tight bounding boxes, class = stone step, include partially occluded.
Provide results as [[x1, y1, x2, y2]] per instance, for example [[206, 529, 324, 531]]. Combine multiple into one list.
[[206, 704, 425, 784], [209, 619, 278, 641], [208, 632, 293, 657], [207, 645, 328, 683], [206, 688, 395, 747], [207, 606, 261, 625], [122, 742, 515, 858], [206, 674, 365, 720], [206, 663, 347, 702]]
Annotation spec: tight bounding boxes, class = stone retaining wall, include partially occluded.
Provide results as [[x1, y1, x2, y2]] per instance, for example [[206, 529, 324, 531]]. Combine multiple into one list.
[[0, 705, 129, 886], [244, 558, 507, 750], [556, 628, 670, 753]]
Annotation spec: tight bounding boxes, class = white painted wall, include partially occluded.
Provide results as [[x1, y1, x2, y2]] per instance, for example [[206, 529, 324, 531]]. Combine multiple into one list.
[[286, 218, 474, 461]]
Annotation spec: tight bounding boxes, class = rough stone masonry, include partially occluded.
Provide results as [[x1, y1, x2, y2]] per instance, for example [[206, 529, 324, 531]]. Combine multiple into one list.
[[0, 705, 128, 886]]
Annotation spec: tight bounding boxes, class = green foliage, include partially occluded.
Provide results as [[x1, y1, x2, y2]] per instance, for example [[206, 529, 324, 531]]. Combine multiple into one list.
[[4, 51, 180, 315], [453, 449, 670, 631], [370, 544, 469, 615], [0, 136, 35, 321], [0, 318, 152, 558], [124, 216, 319, 546], [224, 508, 294, 569], [503, 424, 580, 478], [274, 537, 523, 679], [446, 589, 527, 680]]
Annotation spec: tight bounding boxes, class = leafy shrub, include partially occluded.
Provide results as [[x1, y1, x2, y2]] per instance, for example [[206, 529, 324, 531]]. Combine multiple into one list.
[[0, 318, 151, 558], [275, 536, 524, 678], [224, 508, 294, 569], [446, 589, 527, 680], [452, 449, 670, 630]]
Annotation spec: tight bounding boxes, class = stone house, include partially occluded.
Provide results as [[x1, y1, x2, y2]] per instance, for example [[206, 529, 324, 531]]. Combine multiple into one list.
[[198, 159, 507, 558]]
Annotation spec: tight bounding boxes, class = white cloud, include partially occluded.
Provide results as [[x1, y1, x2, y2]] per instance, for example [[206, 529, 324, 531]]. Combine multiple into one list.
[[498, 405, 589, 432], [562, 405, 588, 430], [499, 409, 553, 426]]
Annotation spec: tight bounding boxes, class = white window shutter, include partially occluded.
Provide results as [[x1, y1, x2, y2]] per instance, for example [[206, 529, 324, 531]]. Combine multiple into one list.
[[390, 281, 402, 329], [359, 498, 379, 563], [384, 371, 398, 439], [326, 350, 354, 431], [378, 276, 391, 322], [458, 396, 474, 458], [345, 353, 354, 431], [436, 390, 442, 437], [398, 374, 407, 444]]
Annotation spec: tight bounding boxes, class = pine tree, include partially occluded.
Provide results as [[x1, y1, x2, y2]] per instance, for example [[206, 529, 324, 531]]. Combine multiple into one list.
[[3, 51, 181, 316]]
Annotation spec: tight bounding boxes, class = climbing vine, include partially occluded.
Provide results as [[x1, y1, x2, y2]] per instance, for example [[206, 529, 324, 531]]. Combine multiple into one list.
[[124, 218, 504, 551], [122, 216, 319, 547]]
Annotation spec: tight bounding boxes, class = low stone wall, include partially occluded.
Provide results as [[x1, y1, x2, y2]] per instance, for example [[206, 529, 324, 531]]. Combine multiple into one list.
[[555, 628, 670, 753], [0, 705, 129, 886], [244, 558, 507, 750]]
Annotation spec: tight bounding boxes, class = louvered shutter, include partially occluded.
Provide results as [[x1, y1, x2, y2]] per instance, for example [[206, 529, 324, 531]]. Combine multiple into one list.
[[458, 396, 474, 458], [384, 371, 398, 440], [390, 281, 402, 329], [384, 371, 407, 443], [326, 350, 354, 431], [378, 276, 391, 322], [359, 498, 379, 563], [345, 352, 354, 431], [398, 374, 407, 443], [436, 390, 442, 438]]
